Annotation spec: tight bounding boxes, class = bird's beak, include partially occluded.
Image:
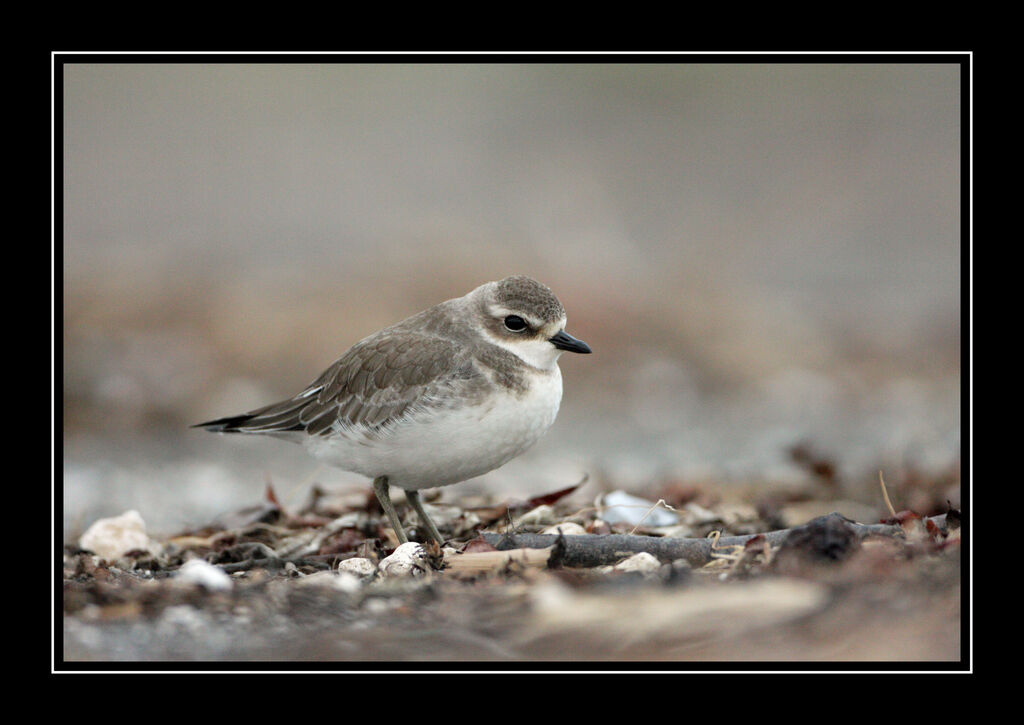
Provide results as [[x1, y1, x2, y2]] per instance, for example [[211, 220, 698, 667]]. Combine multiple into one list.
[[549, 330, 592, 354]]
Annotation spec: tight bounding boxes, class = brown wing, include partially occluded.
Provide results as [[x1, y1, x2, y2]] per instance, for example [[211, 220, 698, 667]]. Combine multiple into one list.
[[195, 331, 479, 437]]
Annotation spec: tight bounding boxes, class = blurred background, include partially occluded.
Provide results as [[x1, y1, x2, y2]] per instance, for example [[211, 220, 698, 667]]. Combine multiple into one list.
[[61, 62, 962, 537]]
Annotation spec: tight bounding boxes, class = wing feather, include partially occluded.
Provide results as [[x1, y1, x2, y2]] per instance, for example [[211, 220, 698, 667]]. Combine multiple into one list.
[[194, 330, 480, 437]]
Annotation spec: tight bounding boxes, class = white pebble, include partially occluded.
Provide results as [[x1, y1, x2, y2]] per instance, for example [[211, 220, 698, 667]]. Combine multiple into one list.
[[598, 491, 679, 527], [378, 542, 430, 577], [540, 522, 588, 536], [176, 558, 233, 591], [79, 510, 156, 561], [515, 504, 557, 526], [337, 557, 377, 577], [613, 552, 662, 575]]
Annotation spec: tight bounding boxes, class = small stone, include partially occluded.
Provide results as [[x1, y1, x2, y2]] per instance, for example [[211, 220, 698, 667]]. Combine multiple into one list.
[[175, 558, 233, 591], [337, 557, 377, 577], [515, 504, 557, 527], [540, 522, 587, 536], [613, 552, 662, 575], [599, 491, 679, 527], [79, 510, 156, 561], [378, 542, 430, 577]]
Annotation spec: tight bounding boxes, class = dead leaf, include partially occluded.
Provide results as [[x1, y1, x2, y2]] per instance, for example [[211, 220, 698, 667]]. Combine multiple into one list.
[[525, 478, 587, 508], [265, 482, 281, 507], [461, 537, 498, 553]]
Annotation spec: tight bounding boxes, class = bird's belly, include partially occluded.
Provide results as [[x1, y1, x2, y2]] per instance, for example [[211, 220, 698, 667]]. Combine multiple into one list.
[[304, 368, 563, 490]]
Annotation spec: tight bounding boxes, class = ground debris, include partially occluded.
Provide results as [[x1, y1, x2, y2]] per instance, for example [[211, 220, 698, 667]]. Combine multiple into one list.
[[63, 472, 963, 663]]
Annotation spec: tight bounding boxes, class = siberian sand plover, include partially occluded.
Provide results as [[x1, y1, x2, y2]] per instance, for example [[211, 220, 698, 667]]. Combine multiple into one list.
[[195, 275, 591, 545]]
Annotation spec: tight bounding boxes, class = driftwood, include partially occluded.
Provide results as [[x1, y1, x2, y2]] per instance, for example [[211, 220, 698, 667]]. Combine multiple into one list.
[[481, 512, 952, 569], [442, 546, 554, 574]]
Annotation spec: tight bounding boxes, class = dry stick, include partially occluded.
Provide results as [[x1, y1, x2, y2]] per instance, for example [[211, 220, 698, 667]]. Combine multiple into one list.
[[878, 471, 898, 518], [480, 512, 950, 569], [627, 499, 677, 535], [706, 529, 743, 562]]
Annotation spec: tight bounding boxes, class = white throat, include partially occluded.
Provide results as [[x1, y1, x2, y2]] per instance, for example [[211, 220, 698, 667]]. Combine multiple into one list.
[[485, 332, 564, 370]]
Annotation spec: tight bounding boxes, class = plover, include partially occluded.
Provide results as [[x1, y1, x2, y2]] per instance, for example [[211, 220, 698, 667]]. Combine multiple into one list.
[[195, 275, 591, 545]]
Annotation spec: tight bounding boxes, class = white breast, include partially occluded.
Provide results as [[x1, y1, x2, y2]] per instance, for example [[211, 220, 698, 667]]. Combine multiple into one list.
[[304, 366, 563, 490]]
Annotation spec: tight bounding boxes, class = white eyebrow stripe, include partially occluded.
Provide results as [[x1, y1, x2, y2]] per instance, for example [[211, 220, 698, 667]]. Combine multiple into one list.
[[489, 306, 542, 327]]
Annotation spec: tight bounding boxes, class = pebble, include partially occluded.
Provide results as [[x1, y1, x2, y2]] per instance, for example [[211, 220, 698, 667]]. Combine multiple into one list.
[[337, 557, 377, 577], [175, 558, 233, 591], [515, 504, 557, 526], [613, 552, 662, 575], [540, 522, 588, 536], [598, 491, 679, 527], [79, 510, 157, 561], [377, 542, 430, 577]]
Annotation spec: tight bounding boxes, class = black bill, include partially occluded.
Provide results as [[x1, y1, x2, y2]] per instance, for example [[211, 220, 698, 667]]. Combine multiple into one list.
[[549, 329, 592, 354]]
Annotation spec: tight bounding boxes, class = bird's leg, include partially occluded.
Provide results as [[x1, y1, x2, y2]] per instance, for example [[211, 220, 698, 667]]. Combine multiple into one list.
[[405, 489, 445, 546], [372, 476, 408, 544]]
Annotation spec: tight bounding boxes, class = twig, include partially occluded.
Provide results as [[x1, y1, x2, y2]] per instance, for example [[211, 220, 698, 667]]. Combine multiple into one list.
[[878, 471, 898, 518], [628, 499, 677, 535], [706, 529, 743, 562], [443, 546, 553, 573]]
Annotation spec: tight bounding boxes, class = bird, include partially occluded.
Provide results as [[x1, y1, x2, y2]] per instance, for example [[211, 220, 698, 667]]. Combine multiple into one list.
[[194, 275, 591, 546]]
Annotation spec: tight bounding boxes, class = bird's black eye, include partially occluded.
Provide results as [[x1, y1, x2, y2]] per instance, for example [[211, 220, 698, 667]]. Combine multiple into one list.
[[503, 315, 528, 332]]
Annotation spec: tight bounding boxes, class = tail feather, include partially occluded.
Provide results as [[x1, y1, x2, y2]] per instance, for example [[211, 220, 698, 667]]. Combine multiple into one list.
[[193, 394, 311, 433], [191, 414, 260, 432]]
